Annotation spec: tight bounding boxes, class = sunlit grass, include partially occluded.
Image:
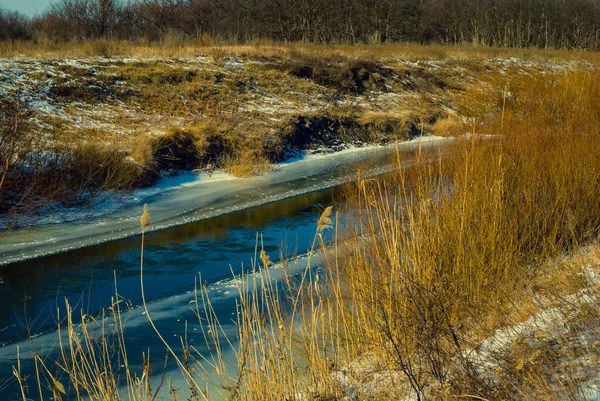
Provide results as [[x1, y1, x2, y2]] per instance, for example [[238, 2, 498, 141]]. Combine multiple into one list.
[[9, 56, 600, 401]]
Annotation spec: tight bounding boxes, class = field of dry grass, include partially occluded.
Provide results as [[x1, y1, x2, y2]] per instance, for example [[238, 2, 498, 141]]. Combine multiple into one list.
[[2, 41, 597, 219], [209, 67, 600, 400], [7, 46, 600, 400], [4, 39, 600, 62]]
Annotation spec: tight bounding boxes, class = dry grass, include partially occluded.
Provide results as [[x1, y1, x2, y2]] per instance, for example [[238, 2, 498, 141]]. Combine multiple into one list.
[[4, 39, 600, 65], [7, 40, 586, 214], [203, 67, 600, 400], [319, 68, 600, 399], [8, 49, 600, 401], [0, 95, 149, 217], [431, 113, 465, 137], [221, 150, 273, 177]]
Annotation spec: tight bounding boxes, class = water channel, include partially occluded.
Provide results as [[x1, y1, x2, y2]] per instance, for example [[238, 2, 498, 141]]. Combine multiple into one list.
[[0, 139, 446, 400]]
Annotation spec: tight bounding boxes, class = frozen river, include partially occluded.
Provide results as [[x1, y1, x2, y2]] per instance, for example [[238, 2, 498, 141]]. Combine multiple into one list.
[[0, 138, 448, 400]]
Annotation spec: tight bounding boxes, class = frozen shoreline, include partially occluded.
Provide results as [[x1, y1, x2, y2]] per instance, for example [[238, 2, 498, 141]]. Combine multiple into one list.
[[0, 136, 449, 266]]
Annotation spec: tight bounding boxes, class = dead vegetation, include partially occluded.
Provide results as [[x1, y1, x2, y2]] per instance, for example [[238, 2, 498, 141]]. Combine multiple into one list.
[[315, 67, 600, 401], [276, 51, 395, 94], [9, 59, 600, 401], [0, 43, 595, 219], [0, 44, 476, 217]]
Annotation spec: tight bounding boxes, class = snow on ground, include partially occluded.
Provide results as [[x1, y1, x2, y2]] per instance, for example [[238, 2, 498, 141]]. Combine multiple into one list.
[[0, 54, 589, 147], [0, 137, 450, 266], [132, 169, 238, 200], [1, 53, 598, 400], [0, 137, 448, 232], [0, 170, 239, 230], [467, 250, 600, 400], [329, 245, 600, 401], [277, 142, 384, 165]]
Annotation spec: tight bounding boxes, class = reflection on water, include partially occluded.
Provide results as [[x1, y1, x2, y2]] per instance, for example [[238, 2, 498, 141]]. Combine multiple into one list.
[[0, 187, 343, 344]]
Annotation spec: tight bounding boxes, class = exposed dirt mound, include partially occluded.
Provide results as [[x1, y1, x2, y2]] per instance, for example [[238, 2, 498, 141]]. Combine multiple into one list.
[[281, 111, 432, 157], [283, 58, 395, 94], [399, 67, 462, 92], [283, 115, 365, 152], [359, 112, 422, 141], [198, 132, 230, 166], [48, 83, 114, 103]]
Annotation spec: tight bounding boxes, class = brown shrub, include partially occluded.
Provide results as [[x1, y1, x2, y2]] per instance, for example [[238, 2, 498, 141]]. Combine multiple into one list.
[[358, 111, 421, 141], [222, 149, 272, 177], [431, 113, 465, 137], [146, 127, 204, 171]]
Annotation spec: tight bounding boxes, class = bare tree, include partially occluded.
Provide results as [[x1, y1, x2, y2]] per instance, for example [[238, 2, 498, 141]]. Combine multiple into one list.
[[0, 8, 31, 40], [140, 0, 185, 37], [24, 0, 600, 49], [91, 0, 117, 37]]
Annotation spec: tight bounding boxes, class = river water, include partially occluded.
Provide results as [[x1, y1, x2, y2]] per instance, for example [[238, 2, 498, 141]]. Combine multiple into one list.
[[0, 139, 447, 400]]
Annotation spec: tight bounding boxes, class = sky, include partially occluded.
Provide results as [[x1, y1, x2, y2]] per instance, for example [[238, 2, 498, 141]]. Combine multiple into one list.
[[0, 0, 54, 16]]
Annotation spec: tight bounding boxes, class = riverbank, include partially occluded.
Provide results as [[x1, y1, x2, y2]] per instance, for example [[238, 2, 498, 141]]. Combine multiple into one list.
[[1, 44, 591, 222], [0, 137, 447, 266], [3, 45, 600, 401], [195, 66, 600, 401]]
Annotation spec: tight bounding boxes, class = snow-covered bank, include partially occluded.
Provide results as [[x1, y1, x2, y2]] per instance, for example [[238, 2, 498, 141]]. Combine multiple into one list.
[[0, 136, 450, 266]]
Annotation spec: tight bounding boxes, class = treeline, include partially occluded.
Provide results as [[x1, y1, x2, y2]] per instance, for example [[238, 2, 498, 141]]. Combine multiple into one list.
[[0, 8, 31, 40], [3, 0, 600, 49]]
